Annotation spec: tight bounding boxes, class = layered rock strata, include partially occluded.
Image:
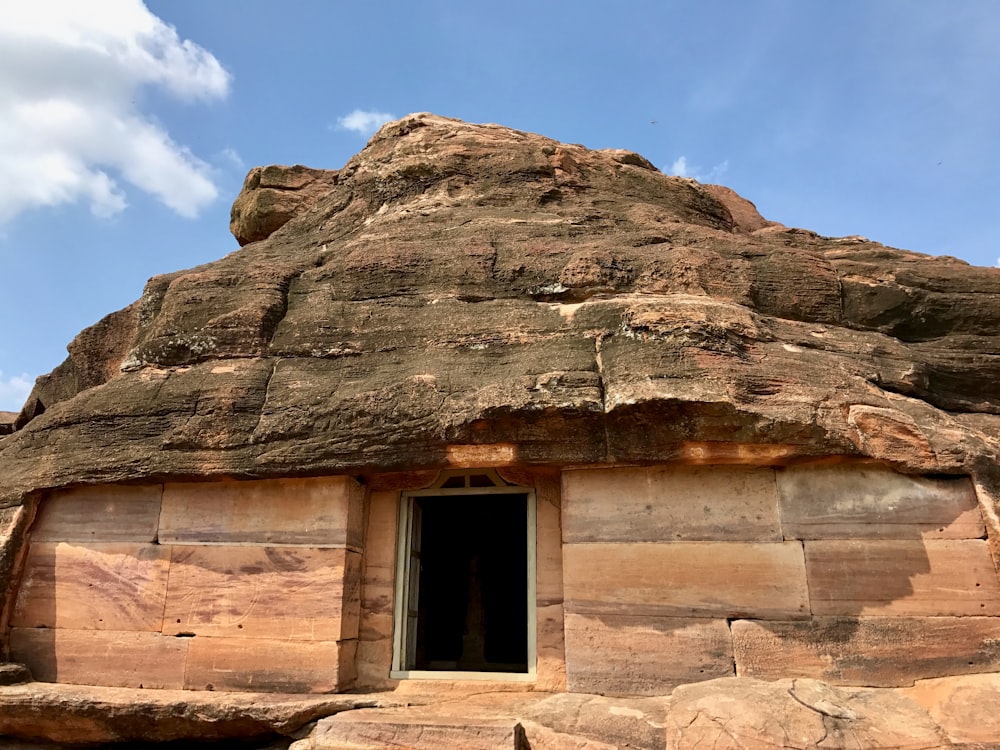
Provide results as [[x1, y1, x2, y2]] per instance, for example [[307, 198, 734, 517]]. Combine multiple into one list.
[[1, 113, 998, 505], [3, 113, 1000, 748]]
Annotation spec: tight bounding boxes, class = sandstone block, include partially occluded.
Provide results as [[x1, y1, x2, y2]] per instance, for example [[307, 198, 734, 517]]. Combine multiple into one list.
[[159, 476, 363, 547], [183, 636, 348, 693], [360, 490, 397, 616], [9, 628, 188, 689], [31, 485, 162, 543], [535, 602, 567, 693], [162, 546, 361, 640], [297, 711, 526, 750], [564, 613, 733, 696], [355, 637, 395, 688], [563, 465, 780, 543], [805, 539, 1000, 616], [11, 542, 170, 631], [535, 475, 564, 605], [732, 617, 1000, 686], [563, 542, 808, 619], [777, 465, 983, 539], [357, 490, 396, 681]]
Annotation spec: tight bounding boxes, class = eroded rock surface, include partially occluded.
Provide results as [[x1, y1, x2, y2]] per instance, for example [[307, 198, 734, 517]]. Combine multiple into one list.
[[2, 113, 999, 509], [3, 112, 1000, 747], [2, 670, 1000, 747], [0, 682, 388, 745]]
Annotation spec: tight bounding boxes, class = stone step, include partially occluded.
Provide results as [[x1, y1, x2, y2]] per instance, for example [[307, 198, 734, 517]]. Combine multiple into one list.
[[294, 709, 528, 750]]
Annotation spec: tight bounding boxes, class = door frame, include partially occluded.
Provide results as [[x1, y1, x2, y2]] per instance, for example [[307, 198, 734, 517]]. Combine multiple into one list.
[[390, 473, 537, 681]]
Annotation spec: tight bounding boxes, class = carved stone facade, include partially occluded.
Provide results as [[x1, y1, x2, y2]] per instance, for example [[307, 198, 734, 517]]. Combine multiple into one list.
[[7, 462, 999, 696]]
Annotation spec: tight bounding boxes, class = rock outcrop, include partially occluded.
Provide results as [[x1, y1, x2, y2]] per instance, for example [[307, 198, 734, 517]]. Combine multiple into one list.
[[3, 113, 1000, 748], [2, 112, 999, 509], [3, 674, 1000, 748]]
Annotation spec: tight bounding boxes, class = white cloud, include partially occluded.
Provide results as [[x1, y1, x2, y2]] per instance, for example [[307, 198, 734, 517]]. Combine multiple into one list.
[[337, 109, 397, 137], [0, 0, 231, 223], [0, 370, 33, 412], [669, 156, 691, 178], [666, 155, 730, 184]]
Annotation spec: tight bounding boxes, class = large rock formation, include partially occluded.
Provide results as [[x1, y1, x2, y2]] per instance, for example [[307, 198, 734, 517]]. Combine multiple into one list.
[[3, 113, 1000, 748], [2, 112, 999, 507]]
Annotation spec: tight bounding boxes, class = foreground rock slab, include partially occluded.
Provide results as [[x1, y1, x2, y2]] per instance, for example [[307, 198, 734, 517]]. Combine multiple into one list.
[[3, 675, 1000, 747], [287, 675, 1000, 749], [0, 681, 391, 745]]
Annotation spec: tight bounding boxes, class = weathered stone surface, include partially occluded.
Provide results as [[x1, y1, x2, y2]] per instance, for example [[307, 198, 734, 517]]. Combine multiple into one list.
[[0, 681, 386, 744], [162, 546, 360, 640], [183, 636, 352, 693], [2, 676, 999, 748], [230, 164, 336, 246], [664, 677, 946, 749], [356, 490, 397, 689], [905, 672, 1000, 745], [5, 110, 1000, 746], [30, 484, 162, 543], [2, 113, 1000, 514], [10, 628, 189, 688], [562, 465, 780, 543], [159, 476, 363, 547], [732, 617, 1000, 686], [0, 501, 34, 636], [777, 464, 984, 539], [292, 710, 527, 749], [519, 692, 670, 750], [0, 662, 32, 685], [564, 613, 733, 695], [804, 539, 1000, 616], [11, 542, 171, 631], [13, 304, 138, 430], [563, 541, 809, 619], [290, 691, 671, 750]]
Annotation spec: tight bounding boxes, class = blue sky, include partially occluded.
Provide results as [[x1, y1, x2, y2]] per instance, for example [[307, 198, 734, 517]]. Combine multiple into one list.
[[1, 0, 998, 411]]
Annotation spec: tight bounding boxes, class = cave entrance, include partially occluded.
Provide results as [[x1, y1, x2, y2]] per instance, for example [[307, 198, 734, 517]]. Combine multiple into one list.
[[391, 471, 536, 679]]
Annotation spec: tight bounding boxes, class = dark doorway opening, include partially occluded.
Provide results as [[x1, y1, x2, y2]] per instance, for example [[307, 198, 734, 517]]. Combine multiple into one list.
[[411, 493, 528, 673]]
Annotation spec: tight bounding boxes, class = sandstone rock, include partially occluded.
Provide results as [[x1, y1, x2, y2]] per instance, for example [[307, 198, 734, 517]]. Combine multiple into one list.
[[0, 411, 16, 436], [663, 677, 946, 749], [230, 164, 335, 246], [0, 114, 997, 516], [288, 691, 669, 750], [0, 681, 389, 744], [0, 663, 31, 685], [904, 672, 1000, 745], [1, 114, 999, 509], [3, 112, 1000, 746]]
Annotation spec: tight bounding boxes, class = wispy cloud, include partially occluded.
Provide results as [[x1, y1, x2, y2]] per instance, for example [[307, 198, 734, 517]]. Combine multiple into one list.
[[215, 147, 246, 171], [666, 155, 730, 183], [0, 370, 32, 412], [337, 109, 397, 137], [0, 0, 231, 223]]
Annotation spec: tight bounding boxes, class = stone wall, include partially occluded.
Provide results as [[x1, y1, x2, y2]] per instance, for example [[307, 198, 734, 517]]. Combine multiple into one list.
[[562, 463, 1000, 696], [7, 477, 362, 692], [7, 462, 999, 698]]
